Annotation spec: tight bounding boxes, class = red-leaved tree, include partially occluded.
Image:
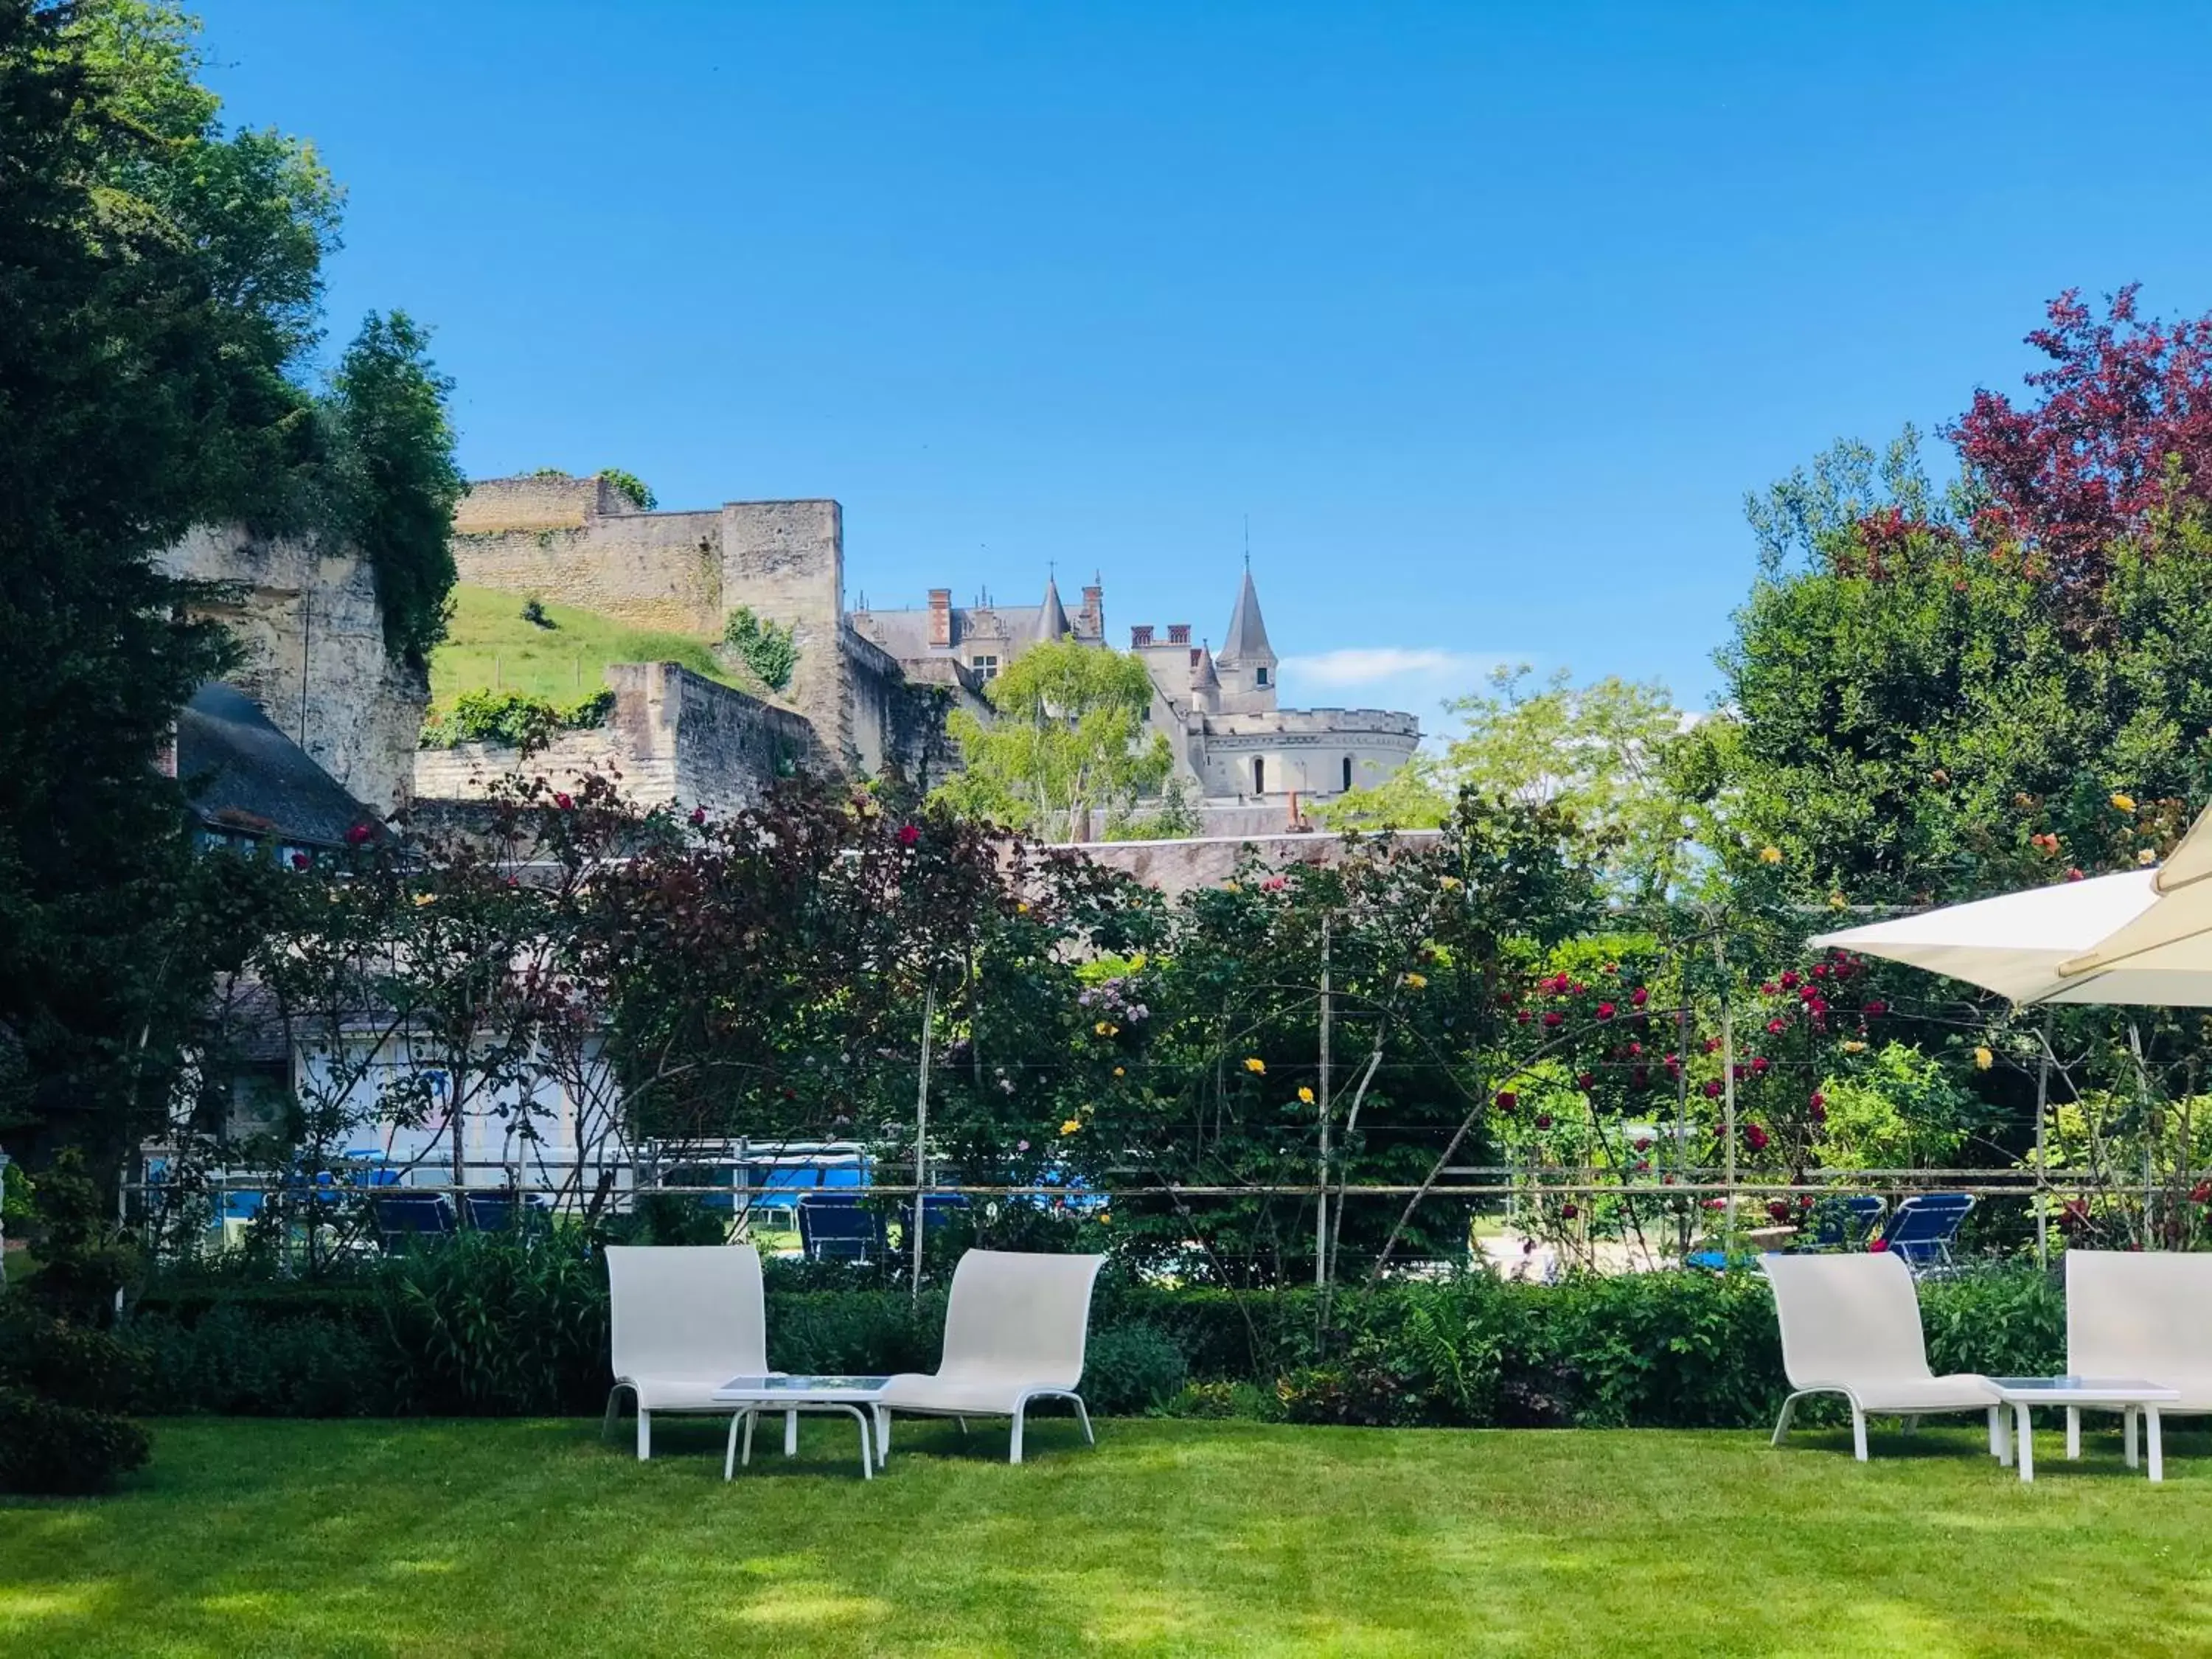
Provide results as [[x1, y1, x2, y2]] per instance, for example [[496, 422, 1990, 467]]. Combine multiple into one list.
[[1950, 284, 2212, 596]]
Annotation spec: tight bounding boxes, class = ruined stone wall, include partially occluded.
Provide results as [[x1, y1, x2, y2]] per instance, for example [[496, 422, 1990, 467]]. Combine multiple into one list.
[[412, 661, 818, 818], [451, 506, 725, 636], [448, 479, 962, 785], [161, 526, 428, 815]]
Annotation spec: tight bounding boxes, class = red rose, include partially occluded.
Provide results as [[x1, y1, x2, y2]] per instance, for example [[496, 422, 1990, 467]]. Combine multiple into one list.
[[1634, 1137, 1652, 1152], [1863, 999, 1887, 1016], [689, 806, 706, 826], [1868, 1237, 1889, 1253], [1596, 1001, 1615, 1020], [553, 792, 574, 811], [1702, 1079, 1723, 1099], [1780, 970, 1800, 990], [2067, 867, 2086, 882], [1744, 1122, 1770, 1152], [1534, 1113, 1553, 1130], [291, 852, 311, 871], [1627, 1042, 1643, 1057], [345, 823, 374, 846], [1703, 1037, 1722, 1054], [1630, 986, 1649, 1007], [1751, 1056, 1770, 1075], [897, 824, 920, 847], [1495, 1090, 1517, 1113], [1576, 1072, 1595, 1091], [1767, 1200, 1790, 1222], [1812, 963, 1830, 979], [2191, 1182, 2212, 1205], [1517, 1010, 1532, 1023], [1560, 1203, 1579, 1220], [1543, 1011, 1563, 1028], [1635, 1158, 1651, 1173]]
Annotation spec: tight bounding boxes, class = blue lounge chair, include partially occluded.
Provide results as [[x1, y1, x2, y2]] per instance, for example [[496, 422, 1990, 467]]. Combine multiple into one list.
[[1876, 1193, 1974, 1276], [462, 1190, 548, 1233], [371, 1192, 458, 1253], [1804, 1194, 1887, 1251], [796, 1192, 887, 1262]]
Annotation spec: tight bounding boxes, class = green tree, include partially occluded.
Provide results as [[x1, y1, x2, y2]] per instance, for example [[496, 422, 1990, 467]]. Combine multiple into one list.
[[934, 641, 1172, 840], [327, 311, 465, 664], [1680, 470, 2212, 903], [1324, 665, 1690, 897], [0, 0, 304, 1172]]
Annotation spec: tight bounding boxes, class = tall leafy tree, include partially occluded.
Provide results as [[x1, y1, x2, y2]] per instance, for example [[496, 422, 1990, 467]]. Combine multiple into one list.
[[1325, 664, 1690, 898], [934, 641, 1172, 839]]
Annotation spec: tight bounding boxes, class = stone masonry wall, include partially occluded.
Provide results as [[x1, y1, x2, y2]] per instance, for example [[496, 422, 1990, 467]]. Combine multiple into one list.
[[412, 661, 818, 819], [161, 526, 428, 814]]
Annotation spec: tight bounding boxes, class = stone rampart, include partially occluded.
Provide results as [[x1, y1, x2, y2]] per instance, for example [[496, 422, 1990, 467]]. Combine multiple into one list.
[[1071, 830, 1444, 898], [161, 526, 428, 814], [412, 661, 818, 818]]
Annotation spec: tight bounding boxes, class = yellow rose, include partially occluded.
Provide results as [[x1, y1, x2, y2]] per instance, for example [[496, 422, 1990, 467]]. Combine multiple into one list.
[[2112, 793, 2138, 812], [1016, 900, 1030, 914], [2139, 848, 2158, 866], [1842, 1040, 1866, 1054], [1973, 1046, 1994, 1071], [1244, 1057, 1266, 1075], [1113, 1065, 1125, 1077], [1094, 1020, 1111, 1036], [1402, 971, 1428, 990], [1759, 845, 1783, 864], [1098, 1211, 1111, 1226], [1439, 875, 1464, 891], [1060, 1119, 1082, 1135], [1298, 1086, 1315, 1105], [413, 893, 437, 908]]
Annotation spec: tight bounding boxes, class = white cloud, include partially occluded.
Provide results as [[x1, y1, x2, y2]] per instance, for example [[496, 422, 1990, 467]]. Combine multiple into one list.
[[1279, 647, 1495, 689]]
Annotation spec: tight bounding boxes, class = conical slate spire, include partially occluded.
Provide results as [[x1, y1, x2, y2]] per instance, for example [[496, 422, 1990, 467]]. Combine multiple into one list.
[[1034, 576, 1071, 642], [1192, 641, 1220, 690], [1218, 568, 1274, 666]]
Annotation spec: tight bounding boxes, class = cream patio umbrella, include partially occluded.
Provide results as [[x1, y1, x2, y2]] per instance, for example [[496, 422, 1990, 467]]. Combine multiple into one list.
[[1810, 799, 2212, 1007]]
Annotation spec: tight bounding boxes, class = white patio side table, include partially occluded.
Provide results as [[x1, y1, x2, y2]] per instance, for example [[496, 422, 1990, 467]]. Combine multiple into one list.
[[1990, 1377, 2180, 1483], [712, 1374, 891, 1481]]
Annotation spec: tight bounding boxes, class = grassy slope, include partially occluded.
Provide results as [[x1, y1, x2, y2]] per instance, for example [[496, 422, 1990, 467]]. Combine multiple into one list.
[[6, 1417, 2212, 1658], [428, 585, 769, 711]]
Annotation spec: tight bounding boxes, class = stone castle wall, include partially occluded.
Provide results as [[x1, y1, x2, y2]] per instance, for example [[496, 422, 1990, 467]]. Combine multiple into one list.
[[412, 661, 818, 818], [161, 526, 428, 815]]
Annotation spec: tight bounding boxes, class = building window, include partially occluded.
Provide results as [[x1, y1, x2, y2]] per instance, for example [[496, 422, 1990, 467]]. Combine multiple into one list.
[[972, 655, 998, 681], [1253, 757, 1265, 795], [1342, 756, 1354, 792], [1256, 666, 1269, 687], [1141, 703, 1151, 723]]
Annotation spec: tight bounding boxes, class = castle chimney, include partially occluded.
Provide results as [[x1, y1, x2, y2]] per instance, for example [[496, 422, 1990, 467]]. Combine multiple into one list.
[[1130, 625, 1154, 648], [1081, 582, 1104, 639], [928, 588, 951, 648], [1168, 623, 1191, 645]]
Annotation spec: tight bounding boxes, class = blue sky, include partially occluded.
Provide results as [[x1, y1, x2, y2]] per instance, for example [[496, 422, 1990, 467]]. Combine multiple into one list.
[[201, 1, 2212, 726]]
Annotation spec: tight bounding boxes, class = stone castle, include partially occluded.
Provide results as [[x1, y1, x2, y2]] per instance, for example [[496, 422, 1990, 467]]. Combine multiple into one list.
[[166, 473, 1420, 831], [852, 569, 1419, 812], [439, 473, 1419, 820]]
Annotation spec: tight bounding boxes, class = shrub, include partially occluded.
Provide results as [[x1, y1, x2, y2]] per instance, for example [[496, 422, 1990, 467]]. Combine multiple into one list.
[[1078, 1322, 1189, 1415], [0, 1388, 150, 1495], [126, 1306, 395, 1417], [378, 1233, 610, 1415], [723, 606, 799, 692], [1277, 1360, 1425, 1427], [521, 596, 554, 629], [769, 1290, 945, 1376], [419, 687, 616, 751]]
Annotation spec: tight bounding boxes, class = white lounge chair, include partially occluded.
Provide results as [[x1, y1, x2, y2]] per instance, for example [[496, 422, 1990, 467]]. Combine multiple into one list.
[[1763, 1252, 2003, 1461], [2065, 1250, 2212, 1465], [602, 1244, 790, 1461], [877, 1250, 1106, 1464]]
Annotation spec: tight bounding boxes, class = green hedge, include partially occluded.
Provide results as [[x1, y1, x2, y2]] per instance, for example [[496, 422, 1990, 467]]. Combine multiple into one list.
[[105, 1243, 2067, 1429]]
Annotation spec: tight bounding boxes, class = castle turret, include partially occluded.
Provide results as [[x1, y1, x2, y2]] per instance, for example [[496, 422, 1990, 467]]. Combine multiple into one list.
[[1034, 576, 1071, 644], [1190, 640, 1221, 714], [1214, 567, 1279, 712]]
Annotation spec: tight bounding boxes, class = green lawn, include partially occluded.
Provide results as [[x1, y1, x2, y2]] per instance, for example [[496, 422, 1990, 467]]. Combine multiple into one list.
[[428, 584, 767, 712], [4, 1417, 2211, 1658]]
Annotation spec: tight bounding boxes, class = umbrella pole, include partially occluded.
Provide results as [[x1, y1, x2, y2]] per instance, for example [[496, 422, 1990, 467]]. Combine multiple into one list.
[[2034, 1014, 2052, 1270]]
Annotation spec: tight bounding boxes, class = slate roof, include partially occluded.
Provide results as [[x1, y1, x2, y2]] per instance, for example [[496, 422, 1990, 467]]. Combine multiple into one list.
[[1219, 568, 1275, 666], [1034, 577, 1071, 643], [177, 682, 376, 849]]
